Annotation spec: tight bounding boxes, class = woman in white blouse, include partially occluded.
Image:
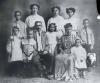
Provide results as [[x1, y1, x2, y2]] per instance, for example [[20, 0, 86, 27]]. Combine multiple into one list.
[[47, 6, 65, 36], [25, 4, 46, 32]]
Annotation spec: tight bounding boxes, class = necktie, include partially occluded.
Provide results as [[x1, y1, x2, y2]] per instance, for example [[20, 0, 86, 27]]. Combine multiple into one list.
[[85, 28, 89, 44]]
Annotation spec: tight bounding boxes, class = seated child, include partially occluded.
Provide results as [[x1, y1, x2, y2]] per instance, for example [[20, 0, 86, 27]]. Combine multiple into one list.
[[71, 39, 87, 79], [21, 28, 44, 77]]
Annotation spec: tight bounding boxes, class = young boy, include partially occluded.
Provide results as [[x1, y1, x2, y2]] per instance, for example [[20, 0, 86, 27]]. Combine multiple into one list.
[[21, 28, 44, 77], [13, 11, 27, 38], [71, 39, 87, 79]]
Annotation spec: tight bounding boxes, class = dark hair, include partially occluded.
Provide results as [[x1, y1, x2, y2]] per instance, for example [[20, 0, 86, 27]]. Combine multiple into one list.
[[30, 4, 40, 10], [64, 23, 72, 29], [14, 11, 21, 17], [66, 7, 75, 14], [48, 23, 57, 32], [35, 21, 42, 26], [51, 6, 60, 12]]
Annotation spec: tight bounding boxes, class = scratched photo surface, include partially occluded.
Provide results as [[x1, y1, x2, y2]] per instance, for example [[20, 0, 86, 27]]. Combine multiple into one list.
[[0, 0, 100, 83]]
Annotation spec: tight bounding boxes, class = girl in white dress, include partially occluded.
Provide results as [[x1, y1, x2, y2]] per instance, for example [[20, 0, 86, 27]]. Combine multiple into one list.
[[46, 23, 58, 76], [71, 39, 87, 78], [7, 27, 24, 62], [6, 27, 24, 76], [46, 23, 59, 55]]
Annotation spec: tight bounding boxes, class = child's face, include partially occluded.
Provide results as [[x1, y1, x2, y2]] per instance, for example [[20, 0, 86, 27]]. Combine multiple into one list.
[[15, 12, 21, 21], [83, 20, 89, 28], [76, 39, 81, 46], [49, 24, 55, 32], [28, 31, 33, 38], [14, 28, 19, 35]]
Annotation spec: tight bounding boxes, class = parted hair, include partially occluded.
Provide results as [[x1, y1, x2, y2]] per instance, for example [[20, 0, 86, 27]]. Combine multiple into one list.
[[30, 3, 40, 10]]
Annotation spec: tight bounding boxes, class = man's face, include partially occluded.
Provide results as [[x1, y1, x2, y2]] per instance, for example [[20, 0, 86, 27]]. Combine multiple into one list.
[[83, 20, 89, 28], [53, 8, 60, 16], [31, 5, 38, 14], [68, 10, 74, 17], [36, 22, 42, 31], [15, 12, 21, 21]]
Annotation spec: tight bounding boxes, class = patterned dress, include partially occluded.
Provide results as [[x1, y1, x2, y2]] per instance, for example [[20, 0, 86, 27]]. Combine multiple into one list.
[[55, 34, 76, 80]]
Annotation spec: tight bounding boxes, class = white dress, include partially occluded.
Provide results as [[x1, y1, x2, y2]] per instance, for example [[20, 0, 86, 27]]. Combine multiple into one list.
[[71, 46, 87, 69], [25, 14, 46, 31], [46, 32, 58, 55], [7, 36, 24, 62]]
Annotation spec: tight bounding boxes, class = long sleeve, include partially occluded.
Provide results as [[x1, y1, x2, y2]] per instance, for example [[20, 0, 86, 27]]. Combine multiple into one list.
[[91, 30, 94, 48], [41, 18, 46, 32], [6, 40, 12, 54]]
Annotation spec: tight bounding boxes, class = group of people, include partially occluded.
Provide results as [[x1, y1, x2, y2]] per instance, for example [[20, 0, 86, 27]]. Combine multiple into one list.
[[6, 3, 95, 81]]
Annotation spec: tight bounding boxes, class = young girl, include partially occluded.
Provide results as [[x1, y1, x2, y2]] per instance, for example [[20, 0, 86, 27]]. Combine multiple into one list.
[[46, 23, 59, 77], [46, 23, 58, 55], [6, 27, 24, 76], [71, 39, 87, 79]]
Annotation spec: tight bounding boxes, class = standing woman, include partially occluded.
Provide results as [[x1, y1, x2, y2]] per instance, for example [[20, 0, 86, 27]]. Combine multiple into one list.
[[25, 4, 46, 32], [47, 6, 65, 37], [65, 8, 80, 31]]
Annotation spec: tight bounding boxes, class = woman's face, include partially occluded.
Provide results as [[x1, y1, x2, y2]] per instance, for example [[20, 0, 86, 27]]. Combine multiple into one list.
[[31, 5, 39, 14], [68, 10, 74, 17], [53, 8, 60, 16], [65, 27, 72, 34]]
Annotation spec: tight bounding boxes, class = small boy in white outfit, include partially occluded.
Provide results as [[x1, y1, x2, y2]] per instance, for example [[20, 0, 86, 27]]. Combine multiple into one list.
[[71, 39, 87, 78]]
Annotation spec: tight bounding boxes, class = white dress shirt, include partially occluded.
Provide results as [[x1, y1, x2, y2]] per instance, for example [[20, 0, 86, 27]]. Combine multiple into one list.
[[36, 32, 43, 51]]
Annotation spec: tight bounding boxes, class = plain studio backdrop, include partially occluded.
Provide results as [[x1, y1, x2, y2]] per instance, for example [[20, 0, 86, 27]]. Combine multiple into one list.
[[0, 0, 99, 75]]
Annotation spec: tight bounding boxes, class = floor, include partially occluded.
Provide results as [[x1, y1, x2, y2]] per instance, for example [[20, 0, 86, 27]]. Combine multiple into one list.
[[0, 66, 100, 83]]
